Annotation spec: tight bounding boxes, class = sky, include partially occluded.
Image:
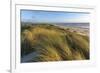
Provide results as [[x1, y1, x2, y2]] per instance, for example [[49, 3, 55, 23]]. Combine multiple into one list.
[[21, 10, 90, 23]]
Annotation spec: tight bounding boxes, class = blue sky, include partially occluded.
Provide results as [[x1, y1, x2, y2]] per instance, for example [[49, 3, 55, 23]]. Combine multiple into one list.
[[21, 10, 90, 23]]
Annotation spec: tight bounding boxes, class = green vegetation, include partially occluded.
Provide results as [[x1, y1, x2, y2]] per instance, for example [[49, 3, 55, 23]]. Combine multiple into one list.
[[21, 23, 89, 62]]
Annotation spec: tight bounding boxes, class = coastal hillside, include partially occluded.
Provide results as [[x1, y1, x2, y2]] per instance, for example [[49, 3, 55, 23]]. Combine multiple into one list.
[[21, 23, 89, 62]]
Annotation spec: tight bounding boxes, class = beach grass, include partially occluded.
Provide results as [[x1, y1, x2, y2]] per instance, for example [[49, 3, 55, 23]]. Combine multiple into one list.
[[21, 23, 89, 62]]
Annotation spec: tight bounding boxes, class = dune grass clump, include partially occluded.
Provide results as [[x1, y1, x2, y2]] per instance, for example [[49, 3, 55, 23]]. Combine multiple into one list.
[[21, 24, 89, 62]]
